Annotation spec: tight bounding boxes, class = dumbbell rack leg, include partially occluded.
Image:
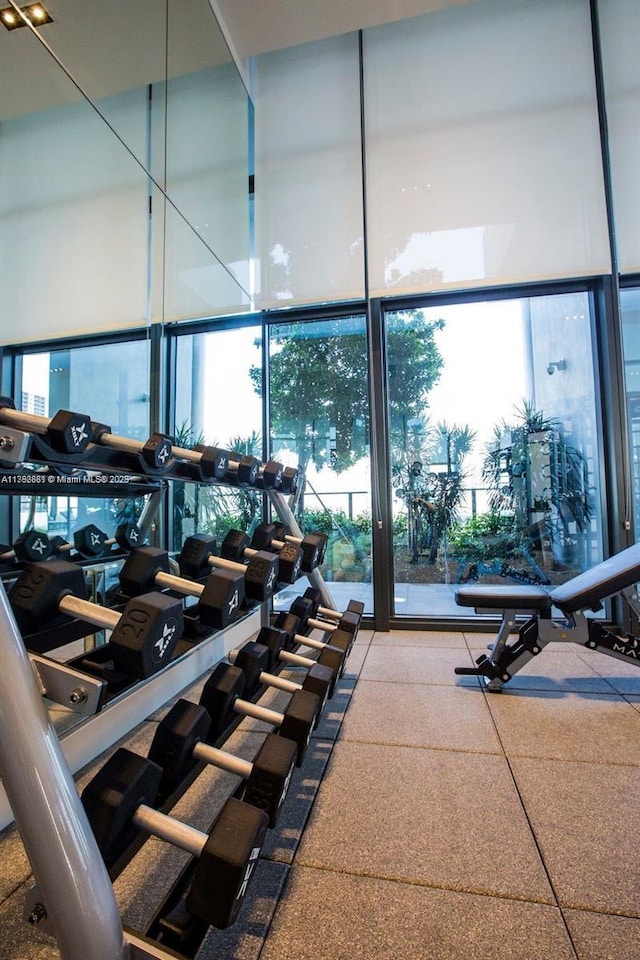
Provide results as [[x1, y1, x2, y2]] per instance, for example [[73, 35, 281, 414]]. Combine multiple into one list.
[[268, 488, 336, 610], [0, 582, 126, 960]]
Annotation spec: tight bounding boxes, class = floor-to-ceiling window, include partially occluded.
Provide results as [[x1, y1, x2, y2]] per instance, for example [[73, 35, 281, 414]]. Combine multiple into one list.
[[170, 321, 263, 550], [19, 338, 151, 540], [385, 289, 603, 619], [265, 311, 373, 613], [620, 285, 640, 541]]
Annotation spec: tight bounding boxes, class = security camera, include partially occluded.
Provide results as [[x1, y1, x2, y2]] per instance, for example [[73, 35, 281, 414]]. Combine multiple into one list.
[[547, 360, 566, 375]]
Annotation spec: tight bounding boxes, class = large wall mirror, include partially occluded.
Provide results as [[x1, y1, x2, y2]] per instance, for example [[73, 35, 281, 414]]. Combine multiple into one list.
[[0, 0, 252, 344]]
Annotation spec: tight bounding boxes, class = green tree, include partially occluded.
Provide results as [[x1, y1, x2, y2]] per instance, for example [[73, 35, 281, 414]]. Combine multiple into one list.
[[251, 311, 445, 473]]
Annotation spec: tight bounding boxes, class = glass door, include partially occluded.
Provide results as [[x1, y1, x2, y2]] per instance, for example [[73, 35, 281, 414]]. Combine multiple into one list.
[[265, 313, 373, 614], [385, 292, 603, 619]]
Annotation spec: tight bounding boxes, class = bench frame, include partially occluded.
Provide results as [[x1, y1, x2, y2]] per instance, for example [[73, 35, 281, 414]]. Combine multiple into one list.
[[454, 547, 640, 691]]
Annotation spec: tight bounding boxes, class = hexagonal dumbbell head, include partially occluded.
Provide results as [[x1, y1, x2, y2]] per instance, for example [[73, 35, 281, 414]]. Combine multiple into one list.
[[9, 560, 87, 633], [200, 662, 248, 741], [221, 530, 250, 562], [280, 466, 299, 493], [142, 433, 172, 470], [119, 546, 170, 596], [81, 747, 163, 869], [179, 534, 217, 579], [232, 640, 271, 695], [226, 454, 259, 486], [196, 445, 231, 481], [244, 552, 279, 601], [114, 521, 143, 551], [47, 410, 91, 453], [198, 569, 245, 629], [73, 524, 107, 558], [148, 698, 212, 801], [186, 796, 267, 929], [258, 461, 284, 489], [109, 592, 183, 678], [13, 531, 52, 563], [254, 625, 287, 669]]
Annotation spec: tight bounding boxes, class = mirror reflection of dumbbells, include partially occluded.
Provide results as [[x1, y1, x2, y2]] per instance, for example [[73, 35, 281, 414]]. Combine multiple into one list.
[[0, 531, 52, 564], [119, 545, 246, 631], [10, 561, 183, 679], [53, 521, 144, 560], [179, 534, 280, 602], [149, 698, 297, 825], [81, 748, 268, 929], [200, 662, 320, 766]]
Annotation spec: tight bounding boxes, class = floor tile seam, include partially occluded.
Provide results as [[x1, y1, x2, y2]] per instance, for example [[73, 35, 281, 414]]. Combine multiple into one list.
[[478, 685, 583, 958], [486, 689, 634, 702], [573, 646, 640, 685], [287, 859, 558, 907], [499, 751, 640, 769], [334, 735, 502, 758], [358, 677, 481, 688], [370, 642, 469, 649], [558, 902, 640, 921], [351, 676, 481, 691], [0, 876, 34, 908], [254, 662, 365, 960]]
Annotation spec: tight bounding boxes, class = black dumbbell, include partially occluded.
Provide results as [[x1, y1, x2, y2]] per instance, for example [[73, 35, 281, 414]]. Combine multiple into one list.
[[10, 560, 183, 677], [0, 531, 52, 564], [90, 422, 173, 472], [280, 466, 299, 494], [229, 639, 334, 714], [303, 586, 364, 625], [54, 521, 144, 560], [179, 534, 279, 603], [289, 591, 362, 640], [224, 452, 260, 486], [254, 624, 345, 696], [250, 522, 326, 573], [119, 545, 245, 630], [148, 698, 297, 825], [254, 460, 285, 489], [200, 662, 320, 765], [221, 530, 302, 585], [0, 397, 92, 454], [282, 600, 357, 659], [272, 611, 352, 669], [170, 440, 232, 482], [81, 747, 268, 929]]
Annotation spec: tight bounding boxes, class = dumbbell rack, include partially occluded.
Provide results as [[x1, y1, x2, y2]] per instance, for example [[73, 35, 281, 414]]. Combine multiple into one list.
[[0, 421, 341, 959]]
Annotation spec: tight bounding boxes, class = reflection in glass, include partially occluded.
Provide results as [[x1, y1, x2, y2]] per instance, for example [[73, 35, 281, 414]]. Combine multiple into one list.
[[386, 293, 602, 618], [172, 325, 263, 549], [20, 340, 151, 539], [620, 287, 640, 539], [265, 316, 372, 612]]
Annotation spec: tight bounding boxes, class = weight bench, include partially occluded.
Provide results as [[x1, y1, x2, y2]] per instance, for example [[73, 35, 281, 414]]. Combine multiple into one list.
[[454, 542, 640, 691]]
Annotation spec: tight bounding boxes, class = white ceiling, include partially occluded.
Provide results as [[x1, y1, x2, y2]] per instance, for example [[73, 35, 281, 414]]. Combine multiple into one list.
[[215, 0, 470, 58], [0, 0, 469, 121]]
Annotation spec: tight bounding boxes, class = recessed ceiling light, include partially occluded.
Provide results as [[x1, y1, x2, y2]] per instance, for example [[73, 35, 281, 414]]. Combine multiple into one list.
[[0, 3, 53, 30]]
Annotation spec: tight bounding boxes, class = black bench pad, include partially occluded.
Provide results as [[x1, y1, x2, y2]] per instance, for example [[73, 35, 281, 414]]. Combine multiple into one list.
[[455, 584, 551, 610]]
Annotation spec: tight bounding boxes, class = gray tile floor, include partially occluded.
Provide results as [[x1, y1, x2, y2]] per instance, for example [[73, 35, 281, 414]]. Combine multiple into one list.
[[0, 628, 639, 959]]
